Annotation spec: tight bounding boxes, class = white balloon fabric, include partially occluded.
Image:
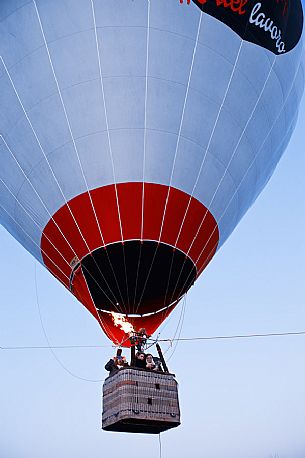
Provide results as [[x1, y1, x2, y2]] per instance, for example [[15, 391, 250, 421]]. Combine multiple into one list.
[[0, 0, 303, 343]]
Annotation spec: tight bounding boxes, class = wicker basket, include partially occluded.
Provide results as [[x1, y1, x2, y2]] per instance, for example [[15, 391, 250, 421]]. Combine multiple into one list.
[[102, 367, 180, 434]]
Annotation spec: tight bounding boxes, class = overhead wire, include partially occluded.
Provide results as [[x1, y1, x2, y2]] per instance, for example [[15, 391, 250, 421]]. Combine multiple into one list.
[[3, 329, 305, 352], [157, 330, 305, 342], [2, 328, 305, 353], [3, 262, 305, 357], [0, 331, 305, 350], [0, 344, 112, 350]]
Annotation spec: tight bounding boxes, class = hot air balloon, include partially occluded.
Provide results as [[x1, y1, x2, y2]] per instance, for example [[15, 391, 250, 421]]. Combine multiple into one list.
[[0, 1, 303, 430]]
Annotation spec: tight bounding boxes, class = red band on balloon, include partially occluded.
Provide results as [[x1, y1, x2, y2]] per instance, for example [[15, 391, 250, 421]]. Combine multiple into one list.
[[41, 183, 219, 341]]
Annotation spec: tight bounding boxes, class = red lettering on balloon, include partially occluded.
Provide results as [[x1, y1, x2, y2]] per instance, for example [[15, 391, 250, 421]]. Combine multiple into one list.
[[181, 0, 248, 15], [215, 0, 247, 15], [180, 0, 289, 22]]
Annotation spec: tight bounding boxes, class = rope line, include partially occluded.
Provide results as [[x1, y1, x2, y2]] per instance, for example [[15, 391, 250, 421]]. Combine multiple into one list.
[[163, 295, 186, 356], [33, 261, 105, 382], [166, 295, 187, 362]]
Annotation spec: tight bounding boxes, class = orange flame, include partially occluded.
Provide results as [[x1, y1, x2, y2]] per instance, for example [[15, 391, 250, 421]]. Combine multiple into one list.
[[111, 312, 135, 335]]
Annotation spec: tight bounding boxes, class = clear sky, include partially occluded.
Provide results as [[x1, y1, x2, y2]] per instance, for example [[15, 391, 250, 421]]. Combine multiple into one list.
[[1, 25, 305, 458]]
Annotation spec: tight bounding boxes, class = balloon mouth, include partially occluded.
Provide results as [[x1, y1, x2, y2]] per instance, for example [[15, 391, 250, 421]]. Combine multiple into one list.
[[74, 240, 196, 316], [97, 304, 178, 347]]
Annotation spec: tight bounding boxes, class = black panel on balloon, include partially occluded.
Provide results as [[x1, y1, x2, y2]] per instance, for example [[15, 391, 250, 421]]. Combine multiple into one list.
[[192, 0, 303, 55], [80, 241, 196, 315]]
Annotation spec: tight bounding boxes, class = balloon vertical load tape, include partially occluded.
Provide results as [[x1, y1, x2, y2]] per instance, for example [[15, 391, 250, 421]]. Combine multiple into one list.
[[102, 368, 180, 434]]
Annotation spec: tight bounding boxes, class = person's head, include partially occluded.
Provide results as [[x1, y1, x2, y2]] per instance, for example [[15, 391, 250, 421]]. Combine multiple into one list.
[[146, 354, 154, 364], [136, 351, 145, 360]]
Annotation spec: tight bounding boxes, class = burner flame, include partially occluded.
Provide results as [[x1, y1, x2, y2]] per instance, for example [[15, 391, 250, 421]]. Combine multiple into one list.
[[111, 312, 135, 335]]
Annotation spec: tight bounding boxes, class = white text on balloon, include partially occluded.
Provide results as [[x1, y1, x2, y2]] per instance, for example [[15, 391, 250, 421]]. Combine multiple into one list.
[[249, 2, 286, 53]]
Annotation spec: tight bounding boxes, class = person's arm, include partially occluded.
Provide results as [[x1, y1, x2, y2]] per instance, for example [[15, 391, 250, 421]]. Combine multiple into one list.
[[105, 359, 115, 371]]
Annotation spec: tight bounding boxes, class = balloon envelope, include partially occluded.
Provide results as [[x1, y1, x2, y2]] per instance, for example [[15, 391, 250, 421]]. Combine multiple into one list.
[[0, 0, 303, 345]]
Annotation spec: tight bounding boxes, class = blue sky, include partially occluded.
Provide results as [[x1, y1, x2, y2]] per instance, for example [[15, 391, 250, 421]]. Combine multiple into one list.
[[1, 15, 305, 458]]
